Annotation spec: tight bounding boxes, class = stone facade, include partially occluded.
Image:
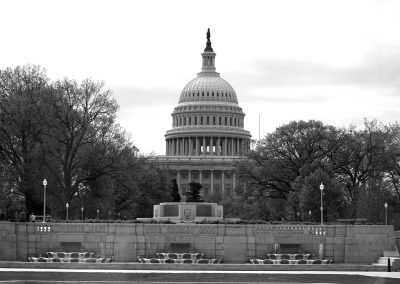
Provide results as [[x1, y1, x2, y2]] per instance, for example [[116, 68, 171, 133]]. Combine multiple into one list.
[[0, 222, 397, 264], [153, 31, 251, 199]]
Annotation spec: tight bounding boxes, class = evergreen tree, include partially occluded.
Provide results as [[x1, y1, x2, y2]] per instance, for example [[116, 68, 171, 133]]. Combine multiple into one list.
[[186, 181, 204, 202], [170, 178, 181, 202]]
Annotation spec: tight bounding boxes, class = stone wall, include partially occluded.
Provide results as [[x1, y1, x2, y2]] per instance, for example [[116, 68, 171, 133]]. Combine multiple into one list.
[[0, 222, 397, 264]]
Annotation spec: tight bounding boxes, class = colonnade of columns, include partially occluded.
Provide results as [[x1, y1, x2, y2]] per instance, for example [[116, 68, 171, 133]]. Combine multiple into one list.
[[176, 169, 236, 198], [166, 136, 250, 156]]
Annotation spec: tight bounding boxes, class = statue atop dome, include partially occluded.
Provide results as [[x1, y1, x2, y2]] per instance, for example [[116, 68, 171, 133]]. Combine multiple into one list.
[[204, 28, 214, 52]]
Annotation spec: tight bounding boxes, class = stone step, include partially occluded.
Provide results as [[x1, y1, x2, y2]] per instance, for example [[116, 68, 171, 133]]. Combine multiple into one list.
[[383, 250, 399, 257], [376, 256, 400, 265]]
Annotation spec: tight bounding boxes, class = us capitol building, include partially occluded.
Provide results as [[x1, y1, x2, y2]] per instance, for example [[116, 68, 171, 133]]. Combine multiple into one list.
[[153, 29, 251, 200]]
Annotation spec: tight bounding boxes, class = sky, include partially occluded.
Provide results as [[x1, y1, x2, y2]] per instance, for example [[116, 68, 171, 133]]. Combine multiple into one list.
[[1, 0, 400, 154]]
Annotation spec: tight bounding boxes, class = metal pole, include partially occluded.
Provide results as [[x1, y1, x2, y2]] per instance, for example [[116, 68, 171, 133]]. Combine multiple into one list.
[[319, 183, 324, 226], [66, 203, 69, 221], [43, 180, 47, 223], [385, 203, 388, 225], [81, 207, 84, 220]]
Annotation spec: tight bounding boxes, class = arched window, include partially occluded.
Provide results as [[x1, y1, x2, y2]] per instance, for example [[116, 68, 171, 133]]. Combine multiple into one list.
[[213, 116, 216, 125], [184, 117, 186, 126], [201, 116, 204, 125], [225, 117, 227, 125], [179, 117, 182, 126], [219, 117, 222, 125], [207, 116, 209, 125], [189, 117, 191, 125], [195, 116, 198, 125], [230, 117, 232, 126]]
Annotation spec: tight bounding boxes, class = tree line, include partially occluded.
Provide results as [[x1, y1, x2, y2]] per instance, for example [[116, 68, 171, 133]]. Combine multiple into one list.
[[0, 65, 171, 220], [232, 120, 400, 228]]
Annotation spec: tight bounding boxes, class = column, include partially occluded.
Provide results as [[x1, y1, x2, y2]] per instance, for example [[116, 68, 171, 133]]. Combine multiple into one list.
[[210, 170, 214, 195], [196, 137, 200, 156], [181, 138, 184, 156], [210, 137, 214, 155], [203, 137, 206, 155], [221, 170, 225, 197], [189, 137, 193, 156], [217, 137, 221, 156], [223, 138, 227, 156], [231, 138, 235, 156], [236, 138, 240, 155]]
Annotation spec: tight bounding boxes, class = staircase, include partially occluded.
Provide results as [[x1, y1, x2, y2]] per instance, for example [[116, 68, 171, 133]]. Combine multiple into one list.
[[374, 251, 400, 266]]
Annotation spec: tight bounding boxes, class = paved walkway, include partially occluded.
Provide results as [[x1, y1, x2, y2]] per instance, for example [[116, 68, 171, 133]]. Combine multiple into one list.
[[0, 268, 399, 283]]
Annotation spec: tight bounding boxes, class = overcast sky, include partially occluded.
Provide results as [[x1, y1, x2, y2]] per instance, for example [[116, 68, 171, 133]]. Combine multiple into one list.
[[1, 0, 400, 154]]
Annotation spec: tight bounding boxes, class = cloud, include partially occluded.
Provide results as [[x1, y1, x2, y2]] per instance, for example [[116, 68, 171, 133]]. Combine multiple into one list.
[[110, 85, 178, 108], [224, 45, 400, 103]]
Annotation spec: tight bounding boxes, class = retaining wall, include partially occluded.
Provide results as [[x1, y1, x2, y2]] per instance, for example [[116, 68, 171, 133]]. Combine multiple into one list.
[[0, 222, 396, 264]]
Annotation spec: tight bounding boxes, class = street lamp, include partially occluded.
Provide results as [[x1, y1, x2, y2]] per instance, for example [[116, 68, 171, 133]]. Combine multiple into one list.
[[384, 203, 388, 225], [42, 179, 47, 223], [319, 183, 324, 226], [66, 203, 69, 221], [308, 210, 311, 223], [81, 207, 84, 220], [96, 209, 99, 219]]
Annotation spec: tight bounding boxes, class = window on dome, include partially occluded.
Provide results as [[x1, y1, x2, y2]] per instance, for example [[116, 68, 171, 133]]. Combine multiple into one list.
[[189, 117, 191, 125], [197, 92, 199, 97], [225, 117, 227, 125], [207, 92, 209, 96], [213, 117, 216, 125], [219, 117, 221, 125], [230, 117, 232, 126], [207, 116, 209, 125], [202, 92, 204, 97], [212, 92, 214, 97], [179, 117, 182, 126], [195, 117, 197, 125], [201, 117, 203, 125], [217, 92, 219, 97], [184, 117, 186, 125]]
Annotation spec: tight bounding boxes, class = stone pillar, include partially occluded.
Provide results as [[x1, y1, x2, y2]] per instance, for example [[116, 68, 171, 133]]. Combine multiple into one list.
[[196, 137, 200, 156], [223, 138, 227, 156], [236, 138, 240, 155], [231, 138, 235, 156], [189, 137, 193, 156], [217, 137, 221, 156], [181, 138, 184, 156], [221, 170, 225, 197], [210, 137, 214, 155], [210, 170, 214, 195], [203, 137, 206, 155]]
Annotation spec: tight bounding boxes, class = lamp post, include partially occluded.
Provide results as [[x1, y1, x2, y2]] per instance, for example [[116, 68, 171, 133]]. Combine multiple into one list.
[[96, 209, 99, 219], [81, 207, 84, 221], [308, 210, 311, 223], [384, 203, 388, 225], [319, 183, 324, 226], [66, 203, 69, 221], [42, 179, 47, 223]]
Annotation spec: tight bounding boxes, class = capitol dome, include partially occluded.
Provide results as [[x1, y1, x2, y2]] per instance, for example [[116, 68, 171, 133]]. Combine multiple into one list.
[[179, 75, 238, 104], [164, 29, 251, 158]]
